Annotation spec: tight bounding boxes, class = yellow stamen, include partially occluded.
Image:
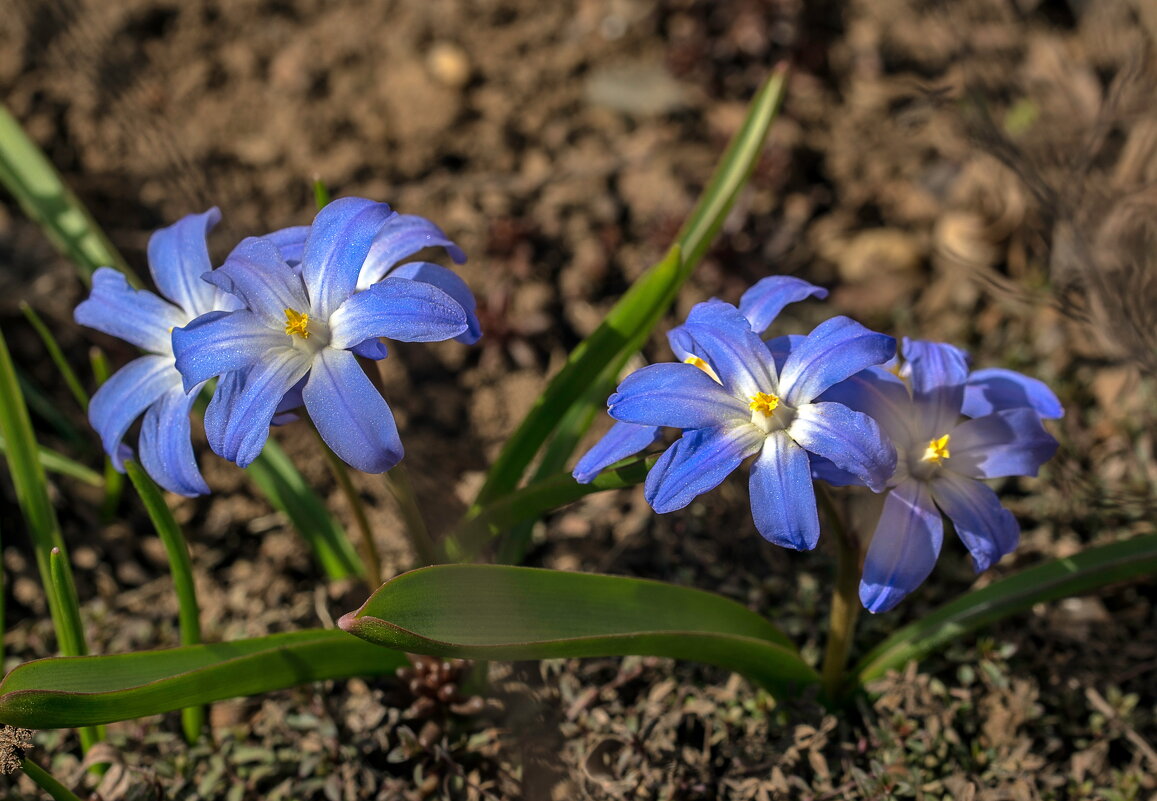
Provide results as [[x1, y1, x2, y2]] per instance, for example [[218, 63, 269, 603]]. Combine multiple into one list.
[[921, 434, 951, 464], [284, 308, 311, 339], [683, 355, 721, 383], [748, 391, 780, 416]]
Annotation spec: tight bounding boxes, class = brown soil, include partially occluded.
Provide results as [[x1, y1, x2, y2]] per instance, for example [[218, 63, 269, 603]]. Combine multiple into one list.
[[2, 0, 1157, 798]]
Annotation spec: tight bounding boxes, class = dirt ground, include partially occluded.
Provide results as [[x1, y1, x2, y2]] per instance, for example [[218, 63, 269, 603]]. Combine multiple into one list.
[[2, 0, 1157, 798]]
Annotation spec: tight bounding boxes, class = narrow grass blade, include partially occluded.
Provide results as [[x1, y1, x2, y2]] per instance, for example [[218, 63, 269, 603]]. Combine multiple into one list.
[[472, 64, 789, 516], [21, 758, 84, 801], [847, 534, 1157, 693], [340, 564, 812, 696], [0, 435, 102, 487], [89, 348, 124, 520], [246, 441, 366, 581], [124, 460, 204, 741], [19, 303, 89, 411], [0, 630, 408, 728], [0, 104, 135, 284]]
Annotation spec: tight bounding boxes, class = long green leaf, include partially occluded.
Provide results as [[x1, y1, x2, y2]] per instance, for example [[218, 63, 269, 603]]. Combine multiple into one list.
[[0, 629, 408, 729], [340, 564, 813, 696], [20, 303, 89, 411], [848, 534, 1157, 693], [472, 64, 790, 513], [0, 103, 135, 284], [0, 434, 102, 487]]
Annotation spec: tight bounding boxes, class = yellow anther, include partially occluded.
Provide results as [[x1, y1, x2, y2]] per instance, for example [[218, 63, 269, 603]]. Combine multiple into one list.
[[284, 308, 311, 339], [748, 391, 780, 416], [683, 355, 721, 383], [921, 434, 951, 464]]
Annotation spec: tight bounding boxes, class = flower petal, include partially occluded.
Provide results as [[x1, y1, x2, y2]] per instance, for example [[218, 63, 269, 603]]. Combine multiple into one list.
[[666, 299, 752, 362], [357, 213, 467, 288], [302, 198, 395, 318], [388, 262, 481, 344], [74, 268, 185, 353], [817, 366, 915, 446], [962, 367, 1063, 419], [749, 432, 821, 550], [860, 478, 944, 613], [765, 334, 803, 373], [738, 276, 828, 333], [931, 471, 1019, 573], [303, 348, 403, 473], [138, 384, 209, 496], [644, 425, 763, 513], [572, 421, 662, 484], [350, 338, 390, 360], [204, 237, 309, 326], [329, 276, 468, 348], [608, 363, 749, 429], [947, 408, 1058, 479], [677, 317, 777, 399], [212, 347, 311, 467], [901, 339, 970, 437], [262, 225, 311, 265], [779, 316, 896, 405], [789, 401, 896, 492], [204, 370, 244, 457], [88, 354, 177, 468], [172, 310, 287, 390], [146, 208, 222, 317]]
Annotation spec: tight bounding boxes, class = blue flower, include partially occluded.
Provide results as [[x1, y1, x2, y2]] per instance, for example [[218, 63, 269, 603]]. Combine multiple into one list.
[[74, 209, 237, 496], [573, 276, 829, 483], [820, 339, 1061, 613], [603, 299, 896, 549], [172, 197, 472, 474]]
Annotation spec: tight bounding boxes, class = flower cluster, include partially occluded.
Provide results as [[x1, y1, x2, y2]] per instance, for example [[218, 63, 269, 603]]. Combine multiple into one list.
[[575, 277, 1060, 611], [75, 198, 479, 496]]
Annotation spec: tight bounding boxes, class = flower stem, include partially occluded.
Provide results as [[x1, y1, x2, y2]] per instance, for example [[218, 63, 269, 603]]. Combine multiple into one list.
[[311, 428, 382, 584], [818, 487, 861, 705], [21, 757, 84, 801], [383, 463, 441, 567]]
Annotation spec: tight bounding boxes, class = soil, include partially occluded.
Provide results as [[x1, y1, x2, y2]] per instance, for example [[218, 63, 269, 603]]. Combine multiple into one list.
[[2, 0, 1157, 798]]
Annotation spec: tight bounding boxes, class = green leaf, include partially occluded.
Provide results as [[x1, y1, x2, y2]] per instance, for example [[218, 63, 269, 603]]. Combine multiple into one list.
[[471, 65, 790, 514], [0, 434, 102, 487], [20, 302, 89, 411], [0, 103, 136, 284], [847, 533, 1157, 693], [0, 629, 408, 728], [340, 564, 814, 696], [245, 441, 366, 581]]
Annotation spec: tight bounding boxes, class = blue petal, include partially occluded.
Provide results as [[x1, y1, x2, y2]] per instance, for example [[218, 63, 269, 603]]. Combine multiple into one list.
[[572, 421, 662, 484], [388, 262, 481, 344], [666, 300, 752, 362], [204, 371, 244, 457], [779, 317, 896, 406], [608, 363, 749, 429], [644, 425, 764, 513], [147, 208, 222, 317], [262, 225, 311, 265], [328, 276, 468, 348], [947, 408, 1058, 479], [88, 354, 177, 469], [138, 384, 209, 496], [211, 348, 312, 467], [302, 198, 395, 318], [738, 276, 828, 333], [765, 334, 803, 373], [789, 401, 897, 492], [350, 338, 390, 360], [962, 367, 1063, 419], [901, 339, 970, 437], [860, 478, 944, 613], [817, 366, 914, 446], [749, 432, 820, 550], [303, 348, 403, 473], [204, 237, 309, 326], [172, 310, 287, 390], [357, 213, 467, 288], [809, 455, 861, 487], [75, 268, 186, 353], [677, 317, 777, 399], [931, 471, 1019, 573]]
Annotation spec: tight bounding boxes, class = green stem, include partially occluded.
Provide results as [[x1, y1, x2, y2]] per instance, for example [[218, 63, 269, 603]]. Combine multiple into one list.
[[19, 303, 89, 411], [89, 348, 124, 522], [21, 757, 84, 801], [48, 549, 102, 750], [312, 428, 380, 584], [124, 460, 204, 742], [384, 463, 440, 567], [817, 487, 861, 706]]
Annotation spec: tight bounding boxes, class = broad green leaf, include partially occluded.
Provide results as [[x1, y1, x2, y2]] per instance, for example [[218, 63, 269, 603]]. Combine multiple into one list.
[[0, 103, 136, 284], [472, 65, 790, 513], [340, 564, 813, 696], [0, 629, 408, 729], [848, 533, 1157, 693], [245, 441, 366, 581]]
